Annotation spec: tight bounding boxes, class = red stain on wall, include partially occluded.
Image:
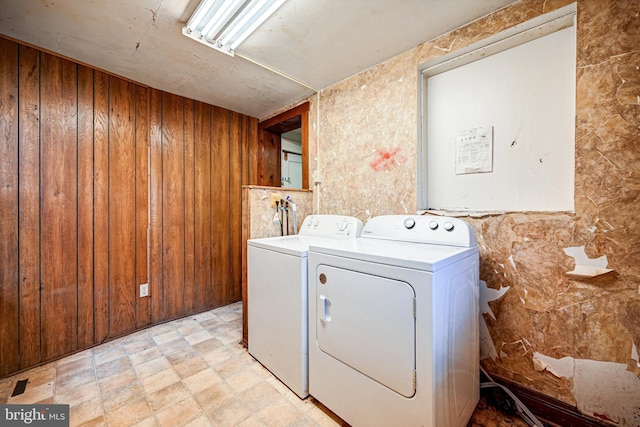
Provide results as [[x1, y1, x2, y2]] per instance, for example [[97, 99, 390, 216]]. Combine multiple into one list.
[[370, 147, 405, 172]]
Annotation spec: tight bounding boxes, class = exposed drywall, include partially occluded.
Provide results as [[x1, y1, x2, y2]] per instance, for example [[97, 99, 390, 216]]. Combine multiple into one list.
[[308, 0, 640, 424]]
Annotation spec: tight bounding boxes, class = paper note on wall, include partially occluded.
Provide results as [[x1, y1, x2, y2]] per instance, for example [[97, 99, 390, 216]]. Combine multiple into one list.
[[455, 126, 493, 174]]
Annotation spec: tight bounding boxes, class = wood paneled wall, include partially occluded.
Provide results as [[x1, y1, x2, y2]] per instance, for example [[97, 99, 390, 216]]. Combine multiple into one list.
[[0, 37, 257, 377]]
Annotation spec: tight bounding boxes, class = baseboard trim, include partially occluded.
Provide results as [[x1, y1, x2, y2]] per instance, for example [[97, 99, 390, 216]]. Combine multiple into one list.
[[491, 375, 609, 427]]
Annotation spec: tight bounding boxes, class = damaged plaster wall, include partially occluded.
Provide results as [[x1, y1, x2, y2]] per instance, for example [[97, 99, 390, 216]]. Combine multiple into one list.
[[307, 0, 640, 424]]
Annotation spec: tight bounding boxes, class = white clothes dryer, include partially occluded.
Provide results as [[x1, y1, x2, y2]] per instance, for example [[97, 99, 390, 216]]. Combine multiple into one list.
[[247, 215, 363, 398], [308, 215, 479, 426]]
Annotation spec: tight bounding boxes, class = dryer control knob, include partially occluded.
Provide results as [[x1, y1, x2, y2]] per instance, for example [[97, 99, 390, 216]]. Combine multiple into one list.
[[444, 221, 454, 231], [403, 218, 416, 229], [428, 221, 438, 230], [338, 219, 348, 231]]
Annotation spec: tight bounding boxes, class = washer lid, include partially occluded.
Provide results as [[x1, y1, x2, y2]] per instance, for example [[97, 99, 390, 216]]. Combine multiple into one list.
[[248, 235, 356, 257], [309, 238, 477, 271]]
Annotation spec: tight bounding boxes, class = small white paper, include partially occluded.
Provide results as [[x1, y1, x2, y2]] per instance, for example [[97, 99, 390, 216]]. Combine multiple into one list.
[[455, 126, 493, 174]]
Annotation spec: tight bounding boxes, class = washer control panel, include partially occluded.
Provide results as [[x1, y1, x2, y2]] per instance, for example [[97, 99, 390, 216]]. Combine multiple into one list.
[[362, 215, 477, 247], [300, 215, 363, 239]]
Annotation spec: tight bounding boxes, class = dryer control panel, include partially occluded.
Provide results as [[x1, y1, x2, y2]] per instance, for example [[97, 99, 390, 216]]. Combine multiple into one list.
[[299, 215, 363, 239], [361, 215, 477, 247]]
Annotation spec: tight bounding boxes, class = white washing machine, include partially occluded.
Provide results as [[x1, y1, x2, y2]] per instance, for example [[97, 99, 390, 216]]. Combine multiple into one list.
[[308, 215, 479, 427], [247, 215, 363, 398]]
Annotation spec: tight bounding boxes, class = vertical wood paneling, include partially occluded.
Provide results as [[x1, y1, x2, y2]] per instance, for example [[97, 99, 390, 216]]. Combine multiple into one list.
[[17, 44, 41, 368], [0, 38, 20, 377], [229, 112, 243, 302], [77, 64, 95, 349], [194, 102, 212, 311], [149, 88, 163, 324], [135, 86, 150, 328], [162, 92, 185, 320], [108, 77, 137, 337], [0, 37, 256, 377], [39, 53, 78, 360], [211, 106, 231, 306], [94, 70, 110, 343], [184, 99, 196, 313], [258, 130, 280, 186]]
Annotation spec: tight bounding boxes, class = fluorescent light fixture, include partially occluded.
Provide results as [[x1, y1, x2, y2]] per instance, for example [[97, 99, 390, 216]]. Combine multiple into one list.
[[182, 0, 286, 56]]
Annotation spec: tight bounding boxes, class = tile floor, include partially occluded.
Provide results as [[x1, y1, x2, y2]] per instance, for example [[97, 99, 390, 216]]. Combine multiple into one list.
[[0, 302, 532, 427]]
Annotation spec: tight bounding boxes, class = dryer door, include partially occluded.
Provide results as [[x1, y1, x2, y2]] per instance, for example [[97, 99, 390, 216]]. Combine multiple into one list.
[[315, 265, 416, 397]]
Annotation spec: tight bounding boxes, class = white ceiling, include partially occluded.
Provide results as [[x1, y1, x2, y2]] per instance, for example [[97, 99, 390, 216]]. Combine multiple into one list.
[[0, 0, 516, 119]]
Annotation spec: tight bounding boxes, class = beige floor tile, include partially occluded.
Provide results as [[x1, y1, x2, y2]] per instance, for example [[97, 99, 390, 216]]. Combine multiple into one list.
[[200, 317, 225, 330], [214, 356, 247, 378], [20, 364, 56, 389], [192, 311, 216, 322], [148, 323, 175, 337], [216, 329, 243, 346], [140, 368, 181, 395], [134, 356, 171, 379], [105, 397, 153, 427], [286, 395, 317, 414], [184, 330, 214, 346], [265, 376, 295, 396], [56, 355, 93, 378], [122, 329, 150, 344], [201, 346, 234, 367], [251, 363, 276, 380], [124, 336, 156, 356], [56, 366, 96, 389], [205, 396, 252, 427], [57, 349, 93, 367], [159, 340, 197, 365], [183, 414, 213, 427], [93, 344, 126, 366], [152, 330, 182, 346], [54, 378, 100, 407], [7, 381, 54, 404], [182, 368, 223, 395], [130, 417, 157, 427], [176, 319, 205, 336], [236, 415, 267, 427], [172, 354, 210, 379], [97, 367, 138, 395], [192, 337, 224, 355], [155, 396, 203, 427], [225, 369, 262, 394], [240, 382, 282, 413], [69, 396, 104, 426], [129, 347, 163, 367], [193, 381, 236, 414], [101, 381, 145, 412], [287, 415, 321, 427], [256, 398, 304, 427], [0, 389, 11, 404], [147, 381, 191, 412], [306, 405, 346, 427], [96, 357, 133, 379]]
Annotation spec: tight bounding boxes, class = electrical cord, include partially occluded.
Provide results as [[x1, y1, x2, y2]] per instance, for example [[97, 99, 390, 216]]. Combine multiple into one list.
[[480, 366, 545, 427]]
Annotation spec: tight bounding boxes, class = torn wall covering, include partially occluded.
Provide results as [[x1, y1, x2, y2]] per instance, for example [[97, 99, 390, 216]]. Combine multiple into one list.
[[306, 0, 640, 424]]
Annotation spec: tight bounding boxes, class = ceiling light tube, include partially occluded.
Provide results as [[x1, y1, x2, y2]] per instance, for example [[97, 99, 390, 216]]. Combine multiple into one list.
[[228, 0, 286, 49], [185, 0, 218, 33], [218, 0, 270, 46], [183, 0, 286, 56], [201, 0, 244, 41]]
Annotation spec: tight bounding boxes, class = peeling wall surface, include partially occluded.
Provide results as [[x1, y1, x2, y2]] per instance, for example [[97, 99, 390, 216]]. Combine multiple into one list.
[[308, 0, 640, 424]]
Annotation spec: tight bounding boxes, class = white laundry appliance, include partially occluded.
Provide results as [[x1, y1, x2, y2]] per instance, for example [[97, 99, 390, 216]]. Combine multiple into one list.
[[247, 214, 363, 398], [308, 215, 480, 427]]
